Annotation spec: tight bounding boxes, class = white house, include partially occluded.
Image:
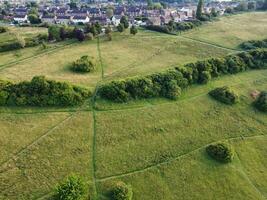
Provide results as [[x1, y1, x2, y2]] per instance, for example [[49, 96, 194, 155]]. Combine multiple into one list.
[[111, 15, 121, 26], [72, 16, 90, 24], [13, 14, 28, 23]]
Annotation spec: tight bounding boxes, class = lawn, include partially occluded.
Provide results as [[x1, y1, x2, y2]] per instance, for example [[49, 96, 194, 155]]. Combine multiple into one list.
[[0, 111, 94, 200], [100, 31, 233, 81], [184, 12, 267, 49]]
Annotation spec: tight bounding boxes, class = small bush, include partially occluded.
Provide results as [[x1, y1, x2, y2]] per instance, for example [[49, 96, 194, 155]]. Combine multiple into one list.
[[71, 56, 96, 73], [206, 142, 234, 163], [254, 91, 267, 112], [55, 175, 86, 200], [209, 86, 239, 105], [0, 26, 8, 33], [111, 181, 133, 200]]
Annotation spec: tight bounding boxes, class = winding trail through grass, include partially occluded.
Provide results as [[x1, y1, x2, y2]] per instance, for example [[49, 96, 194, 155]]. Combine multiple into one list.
[[234, 152, 267, 199], [0, 113, 73, 169], [96, 134, 267, 182], [179, 35, 240, 52]]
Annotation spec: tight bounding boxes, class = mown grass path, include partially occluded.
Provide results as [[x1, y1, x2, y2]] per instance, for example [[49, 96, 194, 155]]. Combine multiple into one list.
[[178, 35, 241, 52], [96, 134, 267, 182], [91, 37, 105, 199]]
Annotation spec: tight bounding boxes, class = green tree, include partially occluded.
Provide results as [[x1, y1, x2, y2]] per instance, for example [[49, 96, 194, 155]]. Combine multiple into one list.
[[69, 0, 78, 9], [210, 7, 218, 17], [105, 26, 112, 41], [48, 25, 61, 41], [28, 7, 38, 15], [120, 16, 129, 29], [117, 23, 125, 32], [28, 14, 41, 24], [106, 8, 114, 18], [147, 0, 153, 7], [196, 0, 204, 20], [55, 174, 87, 200], [130, 25, 138, 35]]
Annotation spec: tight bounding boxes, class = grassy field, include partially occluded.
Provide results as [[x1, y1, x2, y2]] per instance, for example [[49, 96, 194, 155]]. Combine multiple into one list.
[[0, 12, 267, 200], [185, 12, 267, 49]]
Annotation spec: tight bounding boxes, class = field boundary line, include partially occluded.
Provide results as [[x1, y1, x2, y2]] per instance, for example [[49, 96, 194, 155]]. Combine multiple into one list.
[[0, 113, 74, 168], [0, 108, 92, 115], [91, 37, 105, 199], [103, 38, 181, 80], [96, 134, 267, 182], [0, 40, 76, 71], [179, 35, 240, 52], [95, 74, 267, 113]]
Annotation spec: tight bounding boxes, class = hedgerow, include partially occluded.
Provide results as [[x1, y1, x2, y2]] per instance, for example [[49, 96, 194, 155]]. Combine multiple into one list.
[[111, 181, 133, 200], [240, 39, 267, 50], [0, 33, 48, 52], [209, 86, 239, 105], [55, 174, 86, 200], [71, 56, 96, 73], [98, 49, 267, 102], [254, 91, 267, 112], [0, 76, 91, 107], [99, 69, 188, 102], [206, 142, 234, 163]]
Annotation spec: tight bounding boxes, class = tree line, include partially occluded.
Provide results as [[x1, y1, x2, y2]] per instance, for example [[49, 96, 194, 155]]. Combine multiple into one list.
[[98, 49, 267, 102]]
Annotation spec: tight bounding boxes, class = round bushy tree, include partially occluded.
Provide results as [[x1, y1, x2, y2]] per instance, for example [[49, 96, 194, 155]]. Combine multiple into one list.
[[254, 91, 267, 112], [206, 142, 234, 163], [117, 23, 125, 32], [120, 16, 129, 29], [55, 175, 86, 200], [209, 86, 239, 105], [111, 181, 133, 200], [72, 56, 96, 73], [199, 71, 211, 84], [165, 80, 182, 100], [130, 25, 138, 35], [0, 26, 8, 33]]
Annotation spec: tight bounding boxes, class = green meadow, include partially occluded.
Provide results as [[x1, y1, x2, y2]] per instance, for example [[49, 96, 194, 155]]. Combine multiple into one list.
[[0, 12, 266, 200]]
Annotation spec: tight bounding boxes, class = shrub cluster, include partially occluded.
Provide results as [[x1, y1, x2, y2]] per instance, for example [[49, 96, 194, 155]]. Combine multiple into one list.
[[25, 33, 48, 47], [254, 91, 267, 112], [111, 181, 133, 200], [145, 20, 202, 34], [55, 175, 86, 200], [98, 49, 267, 102], [71, 56, 96, 73], [209, 86, 239, 105], [0, 26, 8, 33], [0, 33, 48, 52], [143, 25, 171, 34], [240, 39, 267, 50], [206, 142, 234, 163], [0, 76, 91, 107]]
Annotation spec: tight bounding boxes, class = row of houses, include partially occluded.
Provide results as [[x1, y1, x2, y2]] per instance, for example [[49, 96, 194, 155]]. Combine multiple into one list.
[[10, 1, 238, 26]]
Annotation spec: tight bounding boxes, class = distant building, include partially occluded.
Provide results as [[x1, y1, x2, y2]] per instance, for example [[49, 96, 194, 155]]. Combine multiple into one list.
[[13, 14, 28, 23], [72, 15, 90, 24], [41, 15, 56, 24]]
